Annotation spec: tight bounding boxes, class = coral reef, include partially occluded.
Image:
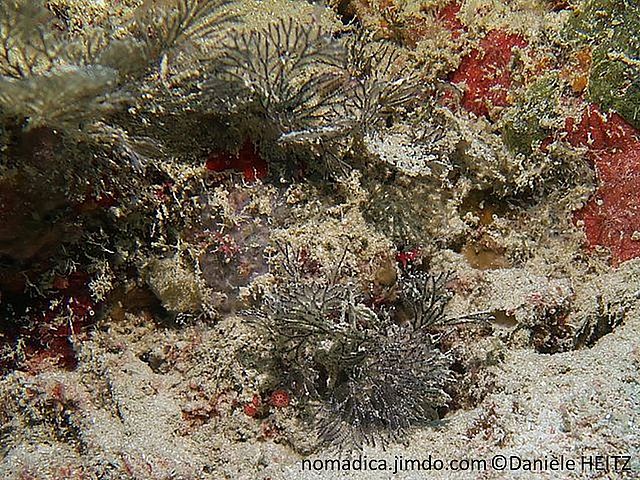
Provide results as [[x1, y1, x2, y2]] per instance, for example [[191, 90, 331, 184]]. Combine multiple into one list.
[[0, 0, 638, 477]]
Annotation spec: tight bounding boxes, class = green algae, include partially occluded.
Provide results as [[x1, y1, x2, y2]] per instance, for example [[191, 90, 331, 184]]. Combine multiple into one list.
[[568, 0, 640, 128], [501, 75, 563, 155]]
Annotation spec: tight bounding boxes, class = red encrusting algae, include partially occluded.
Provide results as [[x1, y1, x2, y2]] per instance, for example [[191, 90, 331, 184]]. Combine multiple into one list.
[[450, 30, 527, 118], [436, 1, 464, 37], [0, 271, 99, 373], [567, 105, 640, 266], [206, 139, 268, 182]]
